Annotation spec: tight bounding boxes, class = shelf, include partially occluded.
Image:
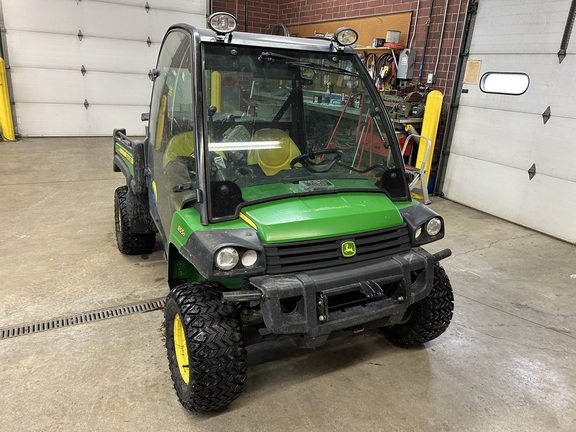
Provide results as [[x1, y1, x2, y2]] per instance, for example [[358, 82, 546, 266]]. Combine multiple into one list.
[[354, 46, 403, 53]]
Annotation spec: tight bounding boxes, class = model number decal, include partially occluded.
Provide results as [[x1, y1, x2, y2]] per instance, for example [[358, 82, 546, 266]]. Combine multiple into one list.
[[177, 226, 186, 237]]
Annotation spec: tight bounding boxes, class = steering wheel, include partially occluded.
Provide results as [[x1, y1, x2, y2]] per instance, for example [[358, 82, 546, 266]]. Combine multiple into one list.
[[290, 149, 343, 173]]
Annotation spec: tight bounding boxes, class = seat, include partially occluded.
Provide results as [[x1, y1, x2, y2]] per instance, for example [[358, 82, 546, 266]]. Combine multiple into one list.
[[247, 129, 301, 176], [402, 134, 432, 205], [163, 131, 194, 167]]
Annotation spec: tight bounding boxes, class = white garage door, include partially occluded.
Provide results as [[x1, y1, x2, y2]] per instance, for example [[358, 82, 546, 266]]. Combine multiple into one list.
[[441, 0, 576, 244], [1, 0, 206, 136]]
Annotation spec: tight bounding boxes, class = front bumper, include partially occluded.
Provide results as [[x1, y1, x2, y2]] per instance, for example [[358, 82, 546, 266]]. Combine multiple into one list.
[[247, 247, 451, 347]]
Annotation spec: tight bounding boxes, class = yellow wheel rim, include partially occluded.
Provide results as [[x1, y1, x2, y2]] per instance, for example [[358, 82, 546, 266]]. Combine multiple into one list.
[[117, 208, 122, 231], [173, 314, 190, 384]]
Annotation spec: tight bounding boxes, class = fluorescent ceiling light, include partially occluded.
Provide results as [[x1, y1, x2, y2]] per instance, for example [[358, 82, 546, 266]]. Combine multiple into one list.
[[209, 141, 282, 151]]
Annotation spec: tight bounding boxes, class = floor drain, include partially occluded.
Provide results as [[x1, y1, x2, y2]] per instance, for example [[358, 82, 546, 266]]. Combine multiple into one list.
[[0, 298, 166, 340]]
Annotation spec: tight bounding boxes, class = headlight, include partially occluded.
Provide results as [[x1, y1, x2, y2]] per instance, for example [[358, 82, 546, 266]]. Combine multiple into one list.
[[241, 250, 258, 267], [414, 226, 422, 239], [215, 247, 239, 271], [426, 217, 442, 236], [399, 204, 444, 246]]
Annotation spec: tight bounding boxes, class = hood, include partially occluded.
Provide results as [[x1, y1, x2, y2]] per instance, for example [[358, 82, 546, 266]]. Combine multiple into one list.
[[240, 192, 403, 243]]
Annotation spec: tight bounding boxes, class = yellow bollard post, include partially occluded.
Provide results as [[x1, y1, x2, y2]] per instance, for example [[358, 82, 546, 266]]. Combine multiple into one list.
[[0, 57, 15, 141], [415, 90, 443, 186]]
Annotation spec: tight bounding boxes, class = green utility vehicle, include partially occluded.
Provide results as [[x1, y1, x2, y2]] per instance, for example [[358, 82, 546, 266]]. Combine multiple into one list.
[[113, 13, 453, 412]]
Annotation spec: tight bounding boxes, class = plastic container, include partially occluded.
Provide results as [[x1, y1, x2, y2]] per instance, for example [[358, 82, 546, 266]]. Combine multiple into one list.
[[386, 30, 400, 44]]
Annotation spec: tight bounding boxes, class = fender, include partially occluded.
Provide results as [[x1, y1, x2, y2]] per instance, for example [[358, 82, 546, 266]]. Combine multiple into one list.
[[113, 128, 147, 196], [113, 128, 156, 234]]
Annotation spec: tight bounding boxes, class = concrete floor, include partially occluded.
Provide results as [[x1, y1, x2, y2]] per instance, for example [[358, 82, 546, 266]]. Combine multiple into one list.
[[1, 137, 576, 431]]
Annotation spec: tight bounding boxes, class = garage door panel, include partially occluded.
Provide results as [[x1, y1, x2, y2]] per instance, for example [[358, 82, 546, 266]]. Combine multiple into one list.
[[86, 0, 206, 13], [2, 0, 79, 33], [443, 0, 576, 243], [70, 6, 203, 42], [460, 54, 576, 118], [526, 116, 576, 183], [451, 107, 576, 183], [13, 103, 147, 137], [6, 31, 158, 73], [443, 155, 526, 221], [1, 0, 205, 136], [147, 0, 206, 14], [470, 0, 572, 54], [450, 108, 531, 168], [11, 68, 151, 106], [2, 0, 204, 40], [443, 154, 576, 243]]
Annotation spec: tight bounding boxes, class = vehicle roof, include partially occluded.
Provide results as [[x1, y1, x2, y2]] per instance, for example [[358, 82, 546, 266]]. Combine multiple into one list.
[[170, 24, 357, 55]]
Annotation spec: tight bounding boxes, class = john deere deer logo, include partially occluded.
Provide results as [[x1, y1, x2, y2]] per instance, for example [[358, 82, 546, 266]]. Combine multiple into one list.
[[341, 241, 356, 258]]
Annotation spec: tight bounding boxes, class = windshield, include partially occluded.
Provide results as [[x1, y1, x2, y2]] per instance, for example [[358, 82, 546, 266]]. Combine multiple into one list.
[[202, 43, 407, 220]]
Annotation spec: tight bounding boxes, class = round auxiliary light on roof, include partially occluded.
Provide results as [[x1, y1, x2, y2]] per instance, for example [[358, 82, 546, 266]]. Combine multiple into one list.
[[334, 27, 358, 46], [207, 12, 238, 35]]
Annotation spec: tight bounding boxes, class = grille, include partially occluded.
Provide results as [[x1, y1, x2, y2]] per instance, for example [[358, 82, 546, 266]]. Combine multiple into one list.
[[264, 225, 411, 274]]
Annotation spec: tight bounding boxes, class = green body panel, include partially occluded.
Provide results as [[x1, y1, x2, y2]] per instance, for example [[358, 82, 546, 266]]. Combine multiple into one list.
[[241, 192, 405, 244], [164, 192, 414, 284], [240, 178, 377, 201], [167, 208, 252, 285], [393, 199, 419, 211], [169, 208, 251, 249], [114, 142, 135, 176]]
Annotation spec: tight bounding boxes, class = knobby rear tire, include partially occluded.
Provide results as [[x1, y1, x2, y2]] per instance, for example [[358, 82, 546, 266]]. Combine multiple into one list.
[[114, 185, 155, 255]]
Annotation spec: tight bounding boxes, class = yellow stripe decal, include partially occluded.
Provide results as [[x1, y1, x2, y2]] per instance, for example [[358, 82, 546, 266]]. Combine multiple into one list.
[[116, 145, 134, 165], [239, 212, 258, 231]]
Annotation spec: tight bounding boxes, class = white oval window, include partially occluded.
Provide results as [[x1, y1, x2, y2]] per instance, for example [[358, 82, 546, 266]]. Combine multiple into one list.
[[480, 72, 529, 95]]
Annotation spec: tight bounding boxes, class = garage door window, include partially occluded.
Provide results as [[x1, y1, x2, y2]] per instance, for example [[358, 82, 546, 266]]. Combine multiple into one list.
[[480, 72, 529, 95]]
